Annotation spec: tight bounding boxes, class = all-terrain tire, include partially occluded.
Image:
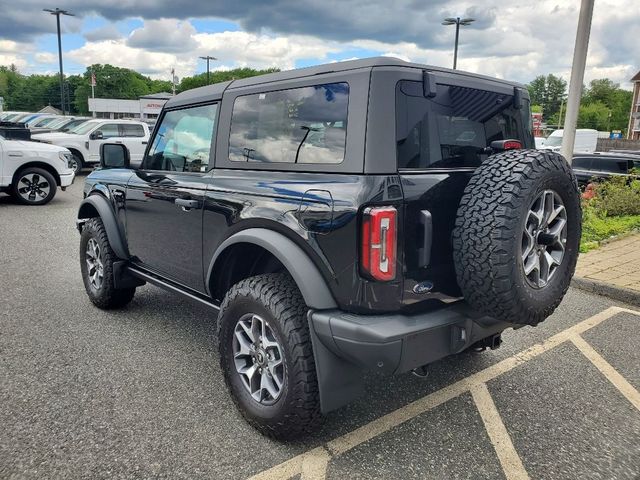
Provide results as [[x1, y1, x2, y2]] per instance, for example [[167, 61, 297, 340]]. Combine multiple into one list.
[[218, 273, 322, 440], [80, 217, 136, 309], [452, 149, 581, 326]]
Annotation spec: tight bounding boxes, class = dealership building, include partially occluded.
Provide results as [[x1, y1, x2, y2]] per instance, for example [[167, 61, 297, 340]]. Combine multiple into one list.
[[87, 92, 173, 120]]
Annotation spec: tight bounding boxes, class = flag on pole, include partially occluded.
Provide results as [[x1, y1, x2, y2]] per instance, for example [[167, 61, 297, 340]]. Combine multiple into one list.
[[90, 71, 96, 87]]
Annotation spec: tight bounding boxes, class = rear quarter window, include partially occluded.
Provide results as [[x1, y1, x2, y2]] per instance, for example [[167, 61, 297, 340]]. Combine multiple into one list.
[[396, 81, 533, 169], [228, 82, 349, 165]]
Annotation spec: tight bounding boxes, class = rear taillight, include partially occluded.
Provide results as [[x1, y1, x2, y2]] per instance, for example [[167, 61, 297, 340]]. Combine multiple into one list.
[[361, 206, 397, 281]]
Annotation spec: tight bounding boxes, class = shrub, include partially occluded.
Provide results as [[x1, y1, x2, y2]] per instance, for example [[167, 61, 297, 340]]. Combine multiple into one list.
[[591, 175, 640, 217]]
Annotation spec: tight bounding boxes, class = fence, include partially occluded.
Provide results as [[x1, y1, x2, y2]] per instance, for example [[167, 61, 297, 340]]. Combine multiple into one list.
[[596, 138, 640, 152]]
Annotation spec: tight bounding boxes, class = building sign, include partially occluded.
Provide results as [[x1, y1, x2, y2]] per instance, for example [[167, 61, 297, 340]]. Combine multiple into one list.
[[610, 130, 623, 139]]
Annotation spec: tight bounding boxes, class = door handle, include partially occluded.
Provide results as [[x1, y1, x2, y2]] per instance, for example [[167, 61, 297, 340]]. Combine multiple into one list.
[[175, 198, 199, 210]]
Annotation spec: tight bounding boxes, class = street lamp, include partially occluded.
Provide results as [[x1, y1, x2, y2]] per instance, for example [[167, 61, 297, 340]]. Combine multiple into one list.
[[44, 8, 75, 115], [199, 55, 217, 84], [442, 17, 475, 70]]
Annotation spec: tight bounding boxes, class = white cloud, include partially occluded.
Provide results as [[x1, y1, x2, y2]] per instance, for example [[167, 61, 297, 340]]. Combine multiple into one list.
[[66, 21, 342, 79], [34, 52, 57, 64]]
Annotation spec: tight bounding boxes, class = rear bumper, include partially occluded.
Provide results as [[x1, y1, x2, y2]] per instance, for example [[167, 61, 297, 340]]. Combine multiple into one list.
[[310, 302, 510, 375], [309, 302, 511, 412]]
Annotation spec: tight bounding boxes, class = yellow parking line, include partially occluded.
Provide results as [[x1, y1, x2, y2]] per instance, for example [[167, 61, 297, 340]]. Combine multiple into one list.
[[247, 306, 639, 480], [471, 383, 530, 480], [570, 334, 640, 411]]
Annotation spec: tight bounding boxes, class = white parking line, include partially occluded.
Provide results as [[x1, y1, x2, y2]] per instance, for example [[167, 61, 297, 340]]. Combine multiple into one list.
[[471, 383, 530, 480], [248, 306, 640, 480], [571, 334, 640, 411]]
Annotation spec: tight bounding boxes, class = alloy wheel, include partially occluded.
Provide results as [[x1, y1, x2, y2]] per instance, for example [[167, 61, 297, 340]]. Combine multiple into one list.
[[521, 189, 568, 288], [85, 238, 104, 290], [17, 173, 50, 203], [232, 313, 285, 405]]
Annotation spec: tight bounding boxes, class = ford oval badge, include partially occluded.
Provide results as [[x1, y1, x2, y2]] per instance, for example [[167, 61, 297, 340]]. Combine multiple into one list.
[[413, 281, 433, 294]]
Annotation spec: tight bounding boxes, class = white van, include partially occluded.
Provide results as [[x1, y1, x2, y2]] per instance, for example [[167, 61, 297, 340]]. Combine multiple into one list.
[[539, 129, 598, 154]]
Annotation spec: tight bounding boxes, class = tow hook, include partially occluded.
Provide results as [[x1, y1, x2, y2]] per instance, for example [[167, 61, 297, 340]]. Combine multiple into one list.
[[471, 333, 503, 352]]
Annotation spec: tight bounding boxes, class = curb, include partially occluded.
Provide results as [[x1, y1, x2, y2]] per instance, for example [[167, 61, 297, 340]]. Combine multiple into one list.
[[571, 276, 640, 307]]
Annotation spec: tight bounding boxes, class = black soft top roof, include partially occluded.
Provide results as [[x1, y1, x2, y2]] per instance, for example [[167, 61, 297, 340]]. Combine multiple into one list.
[[164, 56, 525, 109]]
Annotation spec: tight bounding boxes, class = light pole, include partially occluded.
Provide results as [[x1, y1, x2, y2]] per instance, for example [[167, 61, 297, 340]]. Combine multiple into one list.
[[199, 55, 217, 84], [560, 0, 595, 164], [44, 8, 74, 115], [442, 17, 475, 70]]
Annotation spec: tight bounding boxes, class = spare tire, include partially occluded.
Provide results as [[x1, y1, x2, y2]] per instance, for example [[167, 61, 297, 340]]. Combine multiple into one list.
[[452, 149, 581, 326]]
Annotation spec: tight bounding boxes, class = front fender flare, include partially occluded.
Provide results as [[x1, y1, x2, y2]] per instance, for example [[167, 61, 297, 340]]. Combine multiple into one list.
[[77, 194, 129, 260], [208, 228, 337, 310]]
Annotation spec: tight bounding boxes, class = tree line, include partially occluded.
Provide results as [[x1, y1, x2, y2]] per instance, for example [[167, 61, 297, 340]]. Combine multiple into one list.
[[527, 74, 633, 132], [0, 64, 279, 115]]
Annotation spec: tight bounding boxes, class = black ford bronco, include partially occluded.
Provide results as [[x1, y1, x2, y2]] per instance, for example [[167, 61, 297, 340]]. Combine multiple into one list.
[[77, 58, 581, 439]]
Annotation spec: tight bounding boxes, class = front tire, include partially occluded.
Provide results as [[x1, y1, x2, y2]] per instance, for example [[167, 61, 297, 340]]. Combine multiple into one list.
[[70, 152, 84, 175], [80, 217, 136, 309], [218, 273, 321, 440], [12, 167, 56, 205]]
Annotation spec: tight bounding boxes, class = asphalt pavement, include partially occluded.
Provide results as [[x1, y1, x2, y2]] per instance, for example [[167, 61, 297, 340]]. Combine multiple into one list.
[[1, 178, 639, 479]]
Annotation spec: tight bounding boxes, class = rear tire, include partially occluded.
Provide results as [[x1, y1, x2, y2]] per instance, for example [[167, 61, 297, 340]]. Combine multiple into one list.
[[452, 150, 581, 326], [12, 167, 57, 205], [80, 217, 136, 309], [218, 273, 321, 440]]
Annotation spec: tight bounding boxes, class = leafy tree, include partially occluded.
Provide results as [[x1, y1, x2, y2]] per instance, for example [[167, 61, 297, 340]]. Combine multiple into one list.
[[582, 79, 632, 131], [526, 74, 568, 121], [178, 67, 279, 92], [577, 101, 611, 130]]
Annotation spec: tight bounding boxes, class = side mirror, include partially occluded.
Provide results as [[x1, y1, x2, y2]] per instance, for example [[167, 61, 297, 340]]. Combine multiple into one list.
[[100, 143, 130, 169], [90, 130, 104, 140]]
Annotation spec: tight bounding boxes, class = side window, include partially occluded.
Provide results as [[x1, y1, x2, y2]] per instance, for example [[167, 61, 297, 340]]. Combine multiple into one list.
[[98, 123, 120, 139], [572, 157, 591, 169], [229, 82, 349, 164], [143, 103, 217, 173], [592, 158, 628, 173], [120, 124, 145, 137]]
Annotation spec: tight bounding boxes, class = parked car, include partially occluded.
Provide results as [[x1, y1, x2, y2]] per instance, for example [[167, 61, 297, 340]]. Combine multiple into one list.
[[540, 128, 598, 154], [76, 57, 581, 439], [0, 132, 75, 205], [25, 114, 59, 128], [572, 152, 640, 186], [32, 119, 150, 174]]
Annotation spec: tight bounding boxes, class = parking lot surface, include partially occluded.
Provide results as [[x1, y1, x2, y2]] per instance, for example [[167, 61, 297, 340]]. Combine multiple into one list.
[[1, 179, 639, 479]]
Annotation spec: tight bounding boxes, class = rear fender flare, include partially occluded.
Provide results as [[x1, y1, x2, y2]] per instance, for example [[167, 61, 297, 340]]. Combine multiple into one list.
[[207, 228, 337, 310], [77, 194, 129, 260]]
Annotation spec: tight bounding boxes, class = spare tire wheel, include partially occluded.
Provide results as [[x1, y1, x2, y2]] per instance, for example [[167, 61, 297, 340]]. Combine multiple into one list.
[[452, 149, 581, 326]]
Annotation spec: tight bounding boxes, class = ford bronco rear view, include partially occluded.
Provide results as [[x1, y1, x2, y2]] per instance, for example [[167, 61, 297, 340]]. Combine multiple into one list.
[[76, 57, 581, 439]]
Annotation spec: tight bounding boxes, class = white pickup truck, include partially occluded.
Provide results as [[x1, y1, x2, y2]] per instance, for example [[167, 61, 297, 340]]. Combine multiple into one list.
[[32, 119, 150, 174], [0, 133, 75, 205]]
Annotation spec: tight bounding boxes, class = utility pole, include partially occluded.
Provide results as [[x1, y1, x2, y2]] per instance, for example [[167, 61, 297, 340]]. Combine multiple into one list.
[[557, 99, 565, 129], [199, 55, 217, 84], [43, 8, 74, 115], [442, 17, 475, 69], [560, 0, 595, 164]]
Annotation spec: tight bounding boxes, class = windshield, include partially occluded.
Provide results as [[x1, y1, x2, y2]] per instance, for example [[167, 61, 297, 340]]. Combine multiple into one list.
[[69, 121, 100, 134], [46, 118, 70, 129], [544, 136, 563, 146]]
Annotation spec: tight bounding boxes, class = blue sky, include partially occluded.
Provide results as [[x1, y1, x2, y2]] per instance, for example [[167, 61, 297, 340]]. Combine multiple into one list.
[[0, 0, 637, 89]]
